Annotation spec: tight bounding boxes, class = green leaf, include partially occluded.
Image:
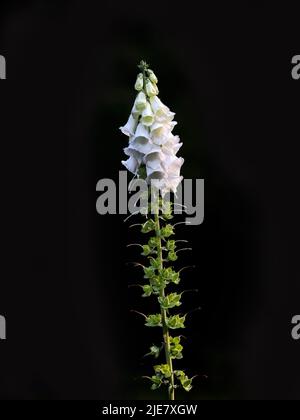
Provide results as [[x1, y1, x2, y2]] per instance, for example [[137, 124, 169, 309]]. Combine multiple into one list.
[[166, 314, 186, 329], [145, 314, 162, 327]]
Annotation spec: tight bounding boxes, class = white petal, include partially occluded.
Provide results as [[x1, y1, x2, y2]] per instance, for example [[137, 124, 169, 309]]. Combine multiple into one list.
[[146, 168, 165, 179], [163, 156, 184, 177], [131, 138, 160, 155], [162, 175, 183, 194]]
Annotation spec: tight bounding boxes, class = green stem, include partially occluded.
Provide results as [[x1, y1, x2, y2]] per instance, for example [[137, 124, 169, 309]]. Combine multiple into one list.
[[154, 211, 175, 401]]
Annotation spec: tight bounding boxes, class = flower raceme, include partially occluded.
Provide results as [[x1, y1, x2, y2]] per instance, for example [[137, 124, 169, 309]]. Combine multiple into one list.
[[120, 67, 184, 196], [119, 62, 197, 400]]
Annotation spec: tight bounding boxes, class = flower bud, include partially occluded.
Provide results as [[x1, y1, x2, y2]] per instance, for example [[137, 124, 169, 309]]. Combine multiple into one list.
[[141, 102, 155, 126], [145, 80, 157, 97], [135, 73, 144, 91], [134, 91, 147, 111], [148, 69, 158, 84]]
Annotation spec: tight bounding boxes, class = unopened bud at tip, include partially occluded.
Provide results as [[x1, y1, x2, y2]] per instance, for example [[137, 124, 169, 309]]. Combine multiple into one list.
[[148, 69, 158, 84], [135, 73, 144, 91]]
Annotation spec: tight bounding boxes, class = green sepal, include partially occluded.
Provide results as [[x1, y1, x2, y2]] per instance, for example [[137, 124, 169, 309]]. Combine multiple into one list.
[[142, 245, 152, 256], [167, 251, 178, 262], [154, 364, 172, 379], [145, 344, 162, 359], [150, 276, 164, 292], [161, 202, 173, 221], [166, 240, 176, 251], [174, 371, 194, 392], [145, 314, 162, 327], [182, 378, 193, 392], [141, 219, 156, 234], [145, 375, 163, 391], [166, 314, 186, 329], [143, 266, 156, 279], [160, 267, 180, 285], [160, 224, 175, 238], [148, 237, 159, 249], [170, 336, 183, 359], [161, 201, 173, 220], [150, 257, 161, 270], [142, 284, 153, 297], [158, 292, 182, 310]]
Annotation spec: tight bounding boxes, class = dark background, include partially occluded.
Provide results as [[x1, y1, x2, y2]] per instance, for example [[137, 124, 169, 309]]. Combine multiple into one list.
[[0, 1, 299, 400]]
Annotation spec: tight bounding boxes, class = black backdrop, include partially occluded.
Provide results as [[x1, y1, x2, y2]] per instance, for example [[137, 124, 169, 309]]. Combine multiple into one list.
[[0, 1, 299, 400]]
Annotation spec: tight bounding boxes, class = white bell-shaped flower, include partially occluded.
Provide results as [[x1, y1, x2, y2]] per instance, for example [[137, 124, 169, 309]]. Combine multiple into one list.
[[145, 152, 165, 177], [141, 102, 155, 127], [134, 91, 147, 112], [151, 120, 177, 145], [124, 146, 144, 165], [162, 135, 183, 156], [145, 80, 158, 97], [150, 96, 175, 122], [131, 104, 140, 120], [148, 69, 158, 84], [129, 123, 159, 155], [120, 114, 138, 137], [121, 156, 140, 174], [135, 73, 144, 91]]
